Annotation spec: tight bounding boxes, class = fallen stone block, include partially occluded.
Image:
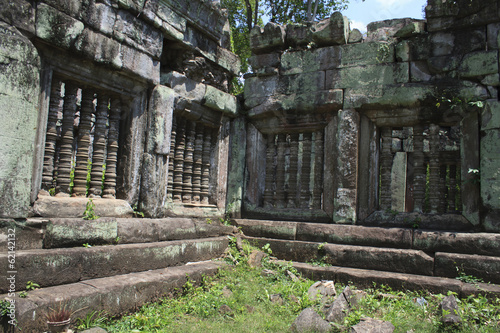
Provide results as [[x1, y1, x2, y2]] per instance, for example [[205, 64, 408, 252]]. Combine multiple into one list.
[[291, 308, 331, 333]]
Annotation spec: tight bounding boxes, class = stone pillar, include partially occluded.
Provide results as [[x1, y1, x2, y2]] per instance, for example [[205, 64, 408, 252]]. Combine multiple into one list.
[[73, 89, 95, 196], [263, 134, 276, 208], [42, 80, 63, 191], [287, 133, 299, 208], [333, 109, 359, 223], [167, 115, 177, 202], [225, 116, 247, 218], [200, 126, 212, 205], [89, 93, 109, 198], [103, 98, 121, 198], [379, 127, 393, 211], [428, 124, 441, 213], [192, 123, 204, 203], [173, 117, 186, 203], [182, 122, 196, 203], [413, 125, 425, 213], [275, 134, 286, 208], [300, 132, 312, 208], [56, 82, 78, 196], [461, 111, 480, 226], [312, 130, 324, 210]]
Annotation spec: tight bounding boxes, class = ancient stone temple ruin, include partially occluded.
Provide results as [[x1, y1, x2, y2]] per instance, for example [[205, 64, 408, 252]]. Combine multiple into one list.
[[1, 0, 500, 330]]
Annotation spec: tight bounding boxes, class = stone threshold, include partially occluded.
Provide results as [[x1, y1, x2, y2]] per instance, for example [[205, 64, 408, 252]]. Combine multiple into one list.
[[1, 261, 225, 332], [289, 261, 500, 299]]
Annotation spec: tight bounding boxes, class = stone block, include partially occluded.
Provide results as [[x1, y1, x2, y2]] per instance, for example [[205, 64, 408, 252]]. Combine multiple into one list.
[[160, 71, 207, 102], [0, 219, 45, 250], [348, 29, 363, 43], [250, 23, 285, 54], [85, 2, 116, 36], [481, 100, 500, 131], [279, 71, 325, 95], [459, 50, 499, 78], [366, 18, 422, 42], [203, 85, 238, 116], [280, 46, 341, 75], [312, 12, 349, 46], [427, 55, 460, 74], [296, 223, 412, 248], [340, 42, 395, 68], [427, 0, 498, 32], [155, 0, 187, 32], [435, 252, 500, 284], [33, 196, 134, 218], [431, 32, 455, 57], [0, 0, 35, 34], [234, 219, 297, 240], [394, 21, 426, 38], [121, 44, 160, 83], [395, 40, 410, 62], [44, 218, 118, 248], [344, 84, 435, 110], [74, 28, 122, 69], [244, 76, 279, 99], [487, 23, 500, 49], [35, 3, 84, 50], [149, 85, 175, 155], [326, 63, 409, 89], [0, 23, 40, 218], [216, 47, 241, 75], [410, 61, 433, 82], [286, 23, 313, 47], [249, 53, 280, 70], [413, 230, 500, 257], [113, 9, 162, 58], [351, 318, 395, 333], [480, 130, 500, 209]]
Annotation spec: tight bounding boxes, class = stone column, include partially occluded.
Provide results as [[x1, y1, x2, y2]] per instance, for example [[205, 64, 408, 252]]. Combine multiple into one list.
[[412, 125, 425, 213], [103, 98, 121, 198], [333, 109, 359, 223], [379, 127, 393, 211], [312, 130, 324, 210], [56, 82, 78, 197], [73, 89, 95, 196], [275, 133, 286, 208], [42, 80, 63, 191], [428, 124, 440, 213], [89, 93, 109, 197], [300, 132, 312, 208], [173, 117, 186, 203], [167, 115, 177, 202], [287, 133, 299, 208], [263, 134, 276, 208]]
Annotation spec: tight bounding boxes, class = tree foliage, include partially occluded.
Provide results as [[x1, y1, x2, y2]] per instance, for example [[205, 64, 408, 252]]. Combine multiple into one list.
[[222, 0, 355, 86]]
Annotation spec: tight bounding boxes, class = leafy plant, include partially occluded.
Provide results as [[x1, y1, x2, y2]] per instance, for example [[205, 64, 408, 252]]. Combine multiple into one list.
[[76, 310, 107, 330], [455, 266, 484, 284], [19, 291, 27, 298], [261, 243, 273, 255], [83, 199, 99, 220], [132, 205, 144, 218], [26, 281, 40, 291], [0, 300, 11, 317], [83, 243, 92, 248]]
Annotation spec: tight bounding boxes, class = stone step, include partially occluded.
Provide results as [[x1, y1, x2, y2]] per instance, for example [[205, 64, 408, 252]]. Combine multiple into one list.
[[0, 217, 235, 250], [0, 236, 229, 293], [245, 236, 500, 284], [234, 219, 500, 256], [0, 261, 225, 333], [288, 261, 500, 299]]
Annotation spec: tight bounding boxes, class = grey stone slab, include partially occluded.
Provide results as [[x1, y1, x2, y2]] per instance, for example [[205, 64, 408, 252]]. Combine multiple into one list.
[[7, 261, 224, 332], [413, 230, 500, 256], [44, 218, 118, 248], [234, 219, 297, 240], [435, 252, 500, 284]]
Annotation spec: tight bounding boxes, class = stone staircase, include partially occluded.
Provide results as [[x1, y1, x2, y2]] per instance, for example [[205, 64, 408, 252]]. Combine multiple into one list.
[[0, 218, 234, 332], [234, 219, 500, 297]]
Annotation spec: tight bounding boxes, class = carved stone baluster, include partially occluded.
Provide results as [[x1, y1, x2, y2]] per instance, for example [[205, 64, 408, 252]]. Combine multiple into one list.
[[56, 82, 78, 196], [287, 133, 299, 208], [275, 134, 286, 208], [42, 80, 63, 191], [428, 124, 440, 213], [73, 89, 95, 196], [200, 126, 212, 205], [103, 98, 121, 198], [167, 115, 177, 202], [89, 93, 109, 197], [192, 123, 204, 203], [300, 132, 312, 208], [380, 127, 393, 210], [312, 130, 324, 209], [182, 122, 196, 203], [412, 125, 425, 212], [173, 117, 186, 203], [263, 134, 276, 208], [448, 164, 457, 212], [439, 164, 447, 213]]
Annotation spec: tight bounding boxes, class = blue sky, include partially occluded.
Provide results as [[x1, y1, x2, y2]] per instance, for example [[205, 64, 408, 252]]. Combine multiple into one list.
[[341, 0, 428, 32]]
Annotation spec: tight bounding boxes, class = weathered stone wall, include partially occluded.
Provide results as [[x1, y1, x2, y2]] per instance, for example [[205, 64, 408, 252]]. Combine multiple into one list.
[[0, 0, 240, 218], [241, 0, 500, 231]]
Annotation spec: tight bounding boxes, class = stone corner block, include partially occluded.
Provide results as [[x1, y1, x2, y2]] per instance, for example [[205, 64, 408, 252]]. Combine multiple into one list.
[[312, 11, 349, 47], [203, 85, 238, 116], [35, 3, 84, 50], [149, 85, 175, 155], [250, 23, 285, 54]]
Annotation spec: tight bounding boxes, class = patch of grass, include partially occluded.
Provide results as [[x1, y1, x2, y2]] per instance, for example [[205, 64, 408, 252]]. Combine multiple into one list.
[[103, 245, 500, 333]]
